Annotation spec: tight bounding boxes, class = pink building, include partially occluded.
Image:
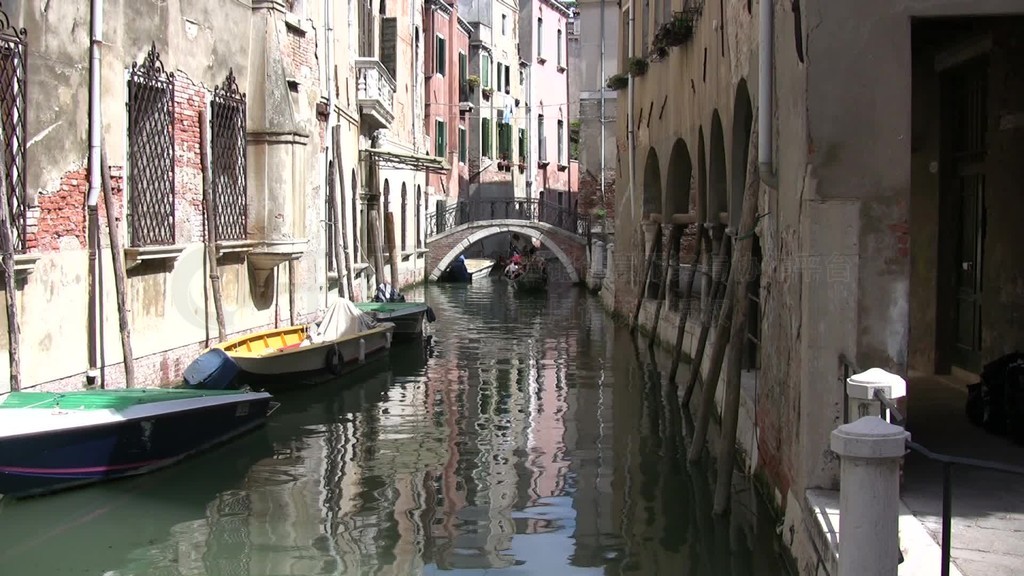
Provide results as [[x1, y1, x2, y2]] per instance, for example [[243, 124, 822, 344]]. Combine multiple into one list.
[[425, 1, 472, 208], [521, 0, 578, 215]]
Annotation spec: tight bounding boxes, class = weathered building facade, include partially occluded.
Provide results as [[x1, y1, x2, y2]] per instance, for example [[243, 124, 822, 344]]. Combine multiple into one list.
[[570, 0, 617, 218], [520, 0, 577, 215], [457, 0, 526, 203], [424, 0, 471, 211], [607, 0, 1024, 573], [0, 0, 441, 393]]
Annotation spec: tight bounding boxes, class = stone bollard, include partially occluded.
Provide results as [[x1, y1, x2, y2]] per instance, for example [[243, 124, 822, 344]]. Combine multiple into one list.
[[593, 240, 606, 279], [847, 367, 907, 423], [831, 415, 910, 576]]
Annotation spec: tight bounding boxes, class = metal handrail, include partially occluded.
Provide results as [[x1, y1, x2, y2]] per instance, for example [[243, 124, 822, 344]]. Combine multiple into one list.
[[838, 353, 1024, 576], [425, 197, 591, 239]]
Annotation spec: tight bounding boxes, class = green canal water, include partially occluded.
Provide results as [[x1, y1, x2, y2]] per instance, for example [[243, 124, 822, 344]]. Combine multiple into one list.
[[0, 279, 789, 575]]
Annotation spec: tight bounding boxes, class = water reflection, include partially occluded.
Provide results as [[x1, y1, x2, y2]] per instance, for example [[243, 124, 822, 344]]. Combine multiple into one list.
[[0, 280, 787, 575]]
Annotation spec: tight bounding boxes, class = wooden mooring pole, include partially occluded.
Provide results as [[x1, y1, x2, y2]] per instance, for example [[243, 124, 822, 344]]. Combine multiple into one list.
[[712, 131, 763, 515], [647, 225, 678, 347], [199, 110, 227, 342], [331, 125, 355, 300], [629, 223, 661, 334], [0, 171, 21, 391], [667, 224, 708, 384], [100, 144, 136, 387], [687, 233, 736, 463], [681, 233, 732, 407]]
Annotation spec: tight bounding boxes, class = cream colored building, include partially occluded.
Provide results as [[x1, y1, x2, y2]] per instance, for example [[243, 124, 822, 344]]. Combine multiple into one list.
[[0, 0, 434, 392]]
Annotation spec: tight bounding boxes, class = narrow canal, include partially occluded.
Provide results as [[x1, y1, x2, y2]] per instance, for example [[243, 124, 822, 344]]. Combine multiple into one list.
[[0, 279, 790, 575]]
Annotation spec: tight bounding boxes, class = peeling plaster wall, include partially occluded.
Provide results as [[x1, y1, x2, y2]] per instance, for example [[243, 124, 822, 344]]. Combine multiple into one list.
[[0, 0, 352, 392]]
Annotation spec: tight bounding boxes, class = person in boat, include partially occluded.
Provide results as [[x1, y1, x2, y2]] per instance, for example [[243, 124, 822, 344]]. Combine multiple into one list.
[[509, 233, 525, 257], [504, 254, 524, 280]]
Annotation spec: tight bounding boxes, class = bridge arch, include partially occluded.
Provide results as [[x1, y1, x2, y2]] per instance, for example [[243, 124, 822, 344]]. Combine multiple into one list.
[[428, 223, 581, 283]]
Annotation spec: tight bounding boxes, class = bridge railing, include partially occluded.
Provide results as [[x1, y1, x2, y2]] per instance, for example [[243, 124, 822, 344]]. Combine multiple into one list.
[[426, 197, 591, 239]]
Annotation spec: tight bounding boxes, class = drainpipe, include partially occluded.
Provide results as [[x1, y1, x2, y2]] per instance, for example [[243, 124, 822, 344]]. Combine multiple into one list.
[[599, 0, 606, 235], [86, 0, 104, 387], [627, 4, 635, 221], [758, 0, 777, 188], [325, 0, 335, 306]]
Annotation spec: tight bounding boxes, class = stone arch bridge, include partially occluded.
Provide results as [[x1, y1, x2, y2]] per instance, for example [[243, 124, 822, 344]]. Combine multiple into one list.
[[425, 198, 592, 283]]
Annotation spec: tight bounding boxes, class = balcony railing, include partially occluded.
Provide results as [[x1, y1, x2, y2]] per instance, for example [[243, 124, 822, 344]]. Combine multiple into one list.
[[426, 197, 591, 239], [355, 57, 396, 130]]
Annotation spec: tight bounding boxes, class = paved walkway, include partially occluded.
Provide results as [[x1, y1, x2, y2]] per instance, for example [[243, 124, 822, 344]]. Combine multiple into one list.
[[901, 374, 1024, 576]]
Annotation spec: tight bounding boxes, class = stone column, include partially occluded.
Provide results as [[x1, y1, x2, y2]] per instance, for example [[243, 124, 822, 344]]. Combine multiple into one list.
[[831, 415, 910, 576]]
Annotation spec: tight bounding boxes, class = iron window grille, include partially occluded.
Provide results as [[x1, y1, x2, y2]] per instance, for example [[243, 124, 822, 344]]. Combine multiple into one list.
[[127, 43, 175, 247], [0, 8, 26, 254], [211, 68, 247, 242]]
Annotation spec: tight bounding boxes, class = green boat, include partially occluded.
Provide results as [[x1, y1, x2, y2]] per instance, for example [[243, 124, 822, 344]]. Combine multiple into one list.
[[354, 301, 435, 341], [0, 387, 275, 498]]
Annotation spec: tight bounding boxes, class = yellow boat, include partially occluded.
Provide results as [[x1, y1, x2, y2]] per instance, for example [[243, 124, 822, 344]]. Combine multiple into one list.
[[212, 299, 395, 390]]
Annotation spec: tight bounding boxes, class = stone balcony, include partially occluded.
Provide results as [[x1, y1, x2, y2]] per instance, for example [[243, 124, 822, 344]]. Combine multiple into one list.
[[356, 58, 396, 131]]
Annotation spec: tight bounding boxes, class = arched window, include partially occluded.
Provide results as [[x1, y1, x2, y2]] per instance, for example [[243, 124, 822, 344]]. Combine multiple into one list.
[[400, 183, 408, 252], [351, 169, 360, 261], [415, 185, 423, 249]]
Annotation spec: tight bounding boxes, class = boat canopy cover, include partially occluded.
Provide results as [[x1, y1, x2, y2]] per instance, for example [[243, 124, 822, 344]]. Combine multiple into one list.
[[306, 298, 380, 345]]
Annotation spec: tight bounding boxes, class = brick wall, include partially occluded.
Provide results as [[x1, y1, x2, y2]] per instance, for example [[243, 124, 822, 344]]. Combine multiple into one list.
[[577, 169, 616, 219], [174, 75, 206, 243], [29, 167, 125, 252]]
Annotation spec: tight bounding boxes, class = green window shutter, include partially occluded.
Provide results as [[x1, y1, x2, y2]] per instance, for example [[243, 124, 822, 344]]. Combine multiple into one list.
[[519, 128, 526, 161], [436, 36, 446, 76], [435, 119, 444, 157], [482, 119, 491, 157], [459, 127, 467, 163], [459, 52, 467, 84], [482, 54, 490, 88]]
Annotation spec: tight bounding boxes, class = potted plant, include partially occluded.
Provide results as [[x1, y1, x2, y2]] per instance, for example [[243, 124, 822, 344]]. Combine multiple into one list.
[[606, 73, 629, 91], [466, 75, 480, 89], [482, 86, 493, 99], [655, 13, 695, 48], [628, 56, 648, 77]]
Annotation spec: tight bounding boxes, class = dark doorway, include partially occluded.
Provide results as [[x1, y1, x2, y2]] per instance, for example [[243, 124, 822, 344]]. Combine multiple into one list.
[[940, 54, 988, 373]]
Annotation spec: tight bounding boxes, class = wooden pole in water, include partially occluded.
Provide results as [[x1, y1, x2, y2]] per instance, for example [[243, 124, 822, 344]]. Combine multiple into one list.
[[100, 144, 136, 387], [687, 235, 737, 463], [0, 171, 21, 391], [385, 211, 400, 288], [199, 110, 227, 342], [668, 224, 707, 384], [647, 225, 676, 347], [681, 233, 731, 406], [331, 125, 355, 300], [630, 223, 661, 334], [713, 131, 762, 515]]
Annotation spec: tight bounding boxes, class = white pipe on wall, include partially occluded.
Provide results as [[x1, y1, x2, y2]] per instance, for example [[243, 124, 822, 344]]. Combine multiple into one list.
[[86, 0, 104, 387], [758, 0, 777, 188], [627, 3, 635, 221], [87, 0, 103, 208]]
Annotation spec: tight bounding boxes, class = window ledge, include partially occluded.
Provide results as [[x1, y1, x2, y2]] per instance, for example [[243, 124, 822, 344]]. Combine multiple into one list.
[[216, 239, 259, 256], [537, 56, 547, 65], [537, 160, 550, 168], [284, 12, 309, 35], [557, 64, 567, 73], [125, 245, 187, 269], [13, 253, 41, 277], [557, 162, 569, 171]]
